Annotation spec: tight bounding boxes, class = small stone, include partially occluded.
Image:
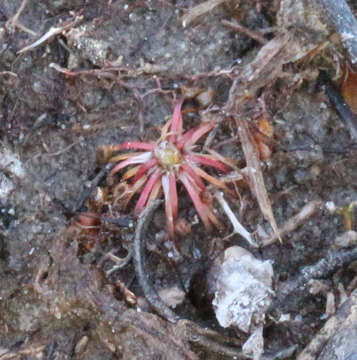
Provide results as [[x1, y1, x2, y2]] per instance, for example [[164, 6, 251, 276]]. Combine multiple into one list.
[[75, 336, 89, 355], [335, 231, 357, 248]]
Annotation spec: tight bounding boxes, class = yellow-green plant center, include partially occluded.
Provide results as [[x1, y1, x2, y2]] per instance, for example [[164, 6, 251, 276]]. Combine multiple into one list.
[[155, 141, 182, 169]]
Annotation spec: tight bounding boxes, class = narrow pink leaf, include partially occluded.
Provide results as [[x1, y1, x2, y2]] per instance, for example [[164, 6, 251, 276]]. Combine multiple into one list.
[[113, 174, 148, 210], [169, 172, 178, 220], [192, 166, 231, 192], [109, 152, 143, 162], [180, 163, 206, 191], [134, 169, 162, 215], [112, 142, 155, 151], [162, 173, 177, 238], [207, 208, 223, 229], [205, 147, 238, 169], [179, 172, 212, 230], [183, 122, 215, 149], [176, 128, 196, 149], [148, 177, 162, 202], [168, 98, 184, 142], [132, 158, 159, 183], [158, 117, 172, 141], [185, 153, 229, 173], [131, 174, 148, 194], [109, 152, 153, 177]]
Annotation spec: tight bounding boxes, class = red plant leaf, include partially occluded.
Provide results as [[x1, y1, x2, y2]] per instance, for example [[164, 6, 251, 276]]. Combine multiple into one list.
[[132, 158, 159, 183], [109, 152, 153, 177], [134, 169, 162, 215], [176, 128, 196, 149], [185, 153, 229, 173], [112, 142, 155, 151], [179, 171, 212, 230], [180, 163, 206, 191], [193, 166, 231, 192], [168, 98, 184, 142], [182, 122, 215, 149]]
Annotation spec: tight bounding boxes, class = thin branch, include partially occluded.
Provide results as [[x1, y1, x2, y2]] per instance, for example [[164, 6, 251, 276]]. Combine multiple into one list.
[[0, 345, 45, 359], [106, 248, 133, 276], [270, 247, 357, 311], [222, 19, 268, 44], [261, 201, 323, 247], [318, 70, 357, 142], [215, 191, 257, 247], [18, 15, 83, 54], [72, 163, 114, 213], [134, 199, 180, 323], [181, 0, 225, 28], [5, 0, 37, 36], [236, 116, 281, 242]]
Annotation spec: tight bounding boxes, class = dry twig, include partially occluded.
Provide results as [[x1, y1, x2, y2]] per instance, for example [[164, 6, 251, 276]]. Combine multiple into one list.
[[18, 15, 83, 54], [178, 319, 247, 359], [106, 248, 133, 276], [297, 289, 357, 360], [261, 201, 323, 247], [318, 70, 357, 142], [134, 199, 179, 323], [0, 345, 45, 359], [181, 0, 225, 28], [73, 163, 114, 213], [222, 19, 268, 44], [215, 190, 257, 247], [271, 247, 357, 311], [5, 0, 37, 36], [237, 117, 281, 242]]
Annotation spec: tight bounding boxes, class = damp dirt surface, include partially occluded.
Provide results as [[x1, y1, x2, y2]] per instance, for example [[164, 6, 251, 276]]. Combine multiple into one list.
[[2, 1, 357, 359]]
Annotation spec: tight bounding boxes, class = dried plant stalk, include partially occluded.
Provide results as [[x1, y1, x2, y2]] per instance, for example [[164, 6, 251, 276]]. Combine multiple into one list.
[[182, 0, 225, 28], [261, 201, 322, 246], [297, 289, 357, 360], [215, 191, 257, 247], [316, 0, 357, 64], [236, 117, 280, 241], [223, 25, 322, 243]]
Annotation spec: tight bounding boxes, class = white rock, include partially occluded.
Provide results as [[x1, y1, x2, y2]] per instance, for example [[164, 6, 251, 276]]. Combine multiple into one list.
[[212, 246, 274, 359]]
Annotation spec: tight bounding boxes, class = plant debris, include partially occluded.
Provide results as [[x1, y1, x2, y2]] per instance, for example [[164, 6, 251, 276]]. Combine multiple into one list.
[[215, 190, 256, 246], [318, 70, 357, 142], [182, 0, 225, 28], [238, 116, 281, 241], [315, 0, 357, 64], [297, 289, 357, 360], [17, 14, 83, 54], [212, 246, 274, 359]]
